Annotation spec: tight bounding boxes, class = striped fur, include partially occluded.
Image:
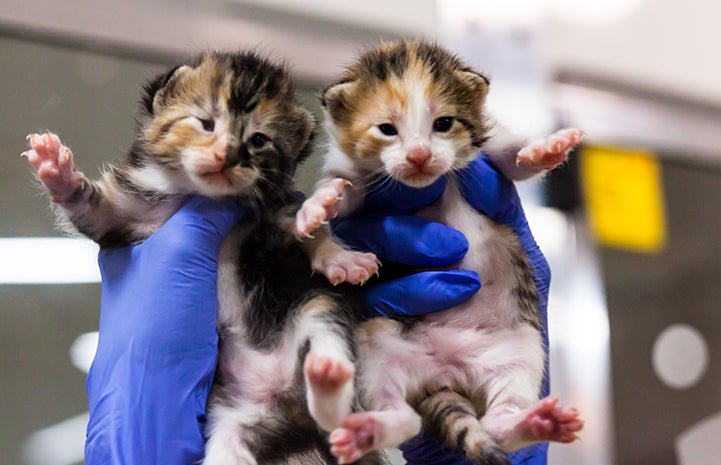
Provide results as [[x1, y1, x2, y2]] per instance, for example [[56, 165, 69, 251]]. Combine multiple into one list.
[[35, 51, 315, 248], [312, 40, 581, 464], [28, 50, 384, 465]]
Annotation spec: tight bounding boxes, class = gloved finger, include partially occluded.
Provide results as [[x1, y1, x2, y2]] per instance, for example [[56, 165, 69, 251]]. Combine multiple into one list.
[[357, 175, 447, 215], [360, 270, 481, 319], [333, 214, 468, 267], [456, 156, 526, 231], [151, 195, 248, 245]]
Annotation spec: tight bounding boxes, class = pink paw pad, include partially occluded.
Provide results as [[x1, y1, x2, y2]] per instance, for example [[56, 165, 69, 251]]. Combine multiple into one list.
[[330, 413, 377, 464], [516, 128, 584, 171], [296, 178, 348, 237], [304, 353, 354, 393], [523, 397, 584, 444], [25, 132, 84, 203], [313, 250, 380, 286]]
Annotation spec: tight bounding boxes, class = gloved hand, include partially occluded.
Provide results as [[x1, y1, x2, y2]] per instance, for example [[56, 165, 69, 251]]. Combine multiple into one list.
[[85, 195, 247, 465], [332, 155, 551, 465], [331, 177, 483, 319]]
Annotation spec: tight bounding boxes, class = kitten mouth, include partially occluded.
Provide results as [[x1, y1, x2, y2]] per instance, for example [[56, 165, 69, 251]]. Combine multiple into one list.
[[201, 171, 231, 184], [397, 166, 443, 187], [198, 167, 232, 183]]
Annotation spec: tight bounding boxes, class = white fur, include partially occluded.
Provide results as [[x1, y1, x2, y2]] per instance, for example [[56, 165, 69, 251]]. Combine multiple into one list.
[[127, 163, 183, 194], [348, 184, 545, 452], [204, 224, 361, 463], [298, 307, 355, 431], [320, 91, 552, 458]]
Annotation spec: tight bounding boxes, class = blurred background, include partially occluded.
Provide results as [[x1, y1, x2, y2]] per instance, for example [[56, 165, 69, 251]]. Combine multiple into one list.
[[1, 0, 720, 464]]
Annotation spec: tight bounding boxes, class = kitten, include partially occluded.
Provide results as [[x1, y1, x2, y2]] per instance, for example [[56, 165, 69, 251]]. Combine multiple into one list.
[[297, 40, 584, 464], [25, 50, 382, 465]]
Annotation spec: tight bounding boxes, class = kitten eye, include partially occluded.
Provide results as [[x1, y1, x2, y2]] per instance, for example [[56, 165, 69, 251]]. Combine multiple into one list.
[[199, 118, 215, 132], [249, 132, 269, 149], [378, 123, 398, 136], [433, 117, 454, 133]]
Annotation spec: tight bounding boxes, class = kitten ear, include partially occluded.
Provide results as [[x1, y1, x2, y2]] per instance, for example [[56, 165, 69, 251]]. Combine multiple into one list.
[[320, 81, 355, 126], [142, 65, 193, 114], [455, 70, 490, 102], [292, 106, 316, 164]]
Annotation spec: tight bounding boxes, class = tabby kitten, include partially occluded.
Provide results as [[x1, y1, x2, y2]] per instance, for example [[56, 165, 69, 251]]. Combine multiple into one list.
[[26, 51, 381, 465], [297, 41, 584, 464]]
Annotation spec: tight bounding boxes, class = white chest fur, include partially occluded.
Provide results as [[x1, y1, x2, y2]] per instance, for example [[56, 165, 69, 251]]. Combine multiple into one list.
[[415, 181, 525, 329]]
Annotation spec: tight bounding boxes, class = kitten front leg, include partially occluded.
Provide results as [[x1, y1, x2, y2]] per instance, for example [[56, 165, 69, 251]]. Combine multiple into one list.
[[296, 178, 379, 285], [25, 132, 167, 247], [296, 177, 349, 237], [515, 127, 584, 171], [308, 235, 379, 286], [483, 126, 584, 181], [26, 132, 87, 203]]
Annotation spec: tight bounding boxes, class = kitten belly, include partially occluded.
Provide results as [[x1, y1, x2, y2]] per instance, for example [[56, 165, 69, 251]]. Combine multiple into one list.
[[416, 182, 525, 329]]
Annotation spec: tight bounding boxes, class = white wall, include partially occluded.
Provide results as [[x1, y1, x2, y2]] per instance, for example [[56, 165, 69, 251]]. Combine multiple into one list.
[[1, 0, 719, 106]]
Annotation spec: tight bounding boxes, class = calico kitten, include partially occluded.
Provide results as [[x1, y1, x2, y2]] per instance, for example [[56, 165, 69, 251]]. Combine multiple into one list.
[[26, 51, 382, 465], [297, 41, 584, 464]]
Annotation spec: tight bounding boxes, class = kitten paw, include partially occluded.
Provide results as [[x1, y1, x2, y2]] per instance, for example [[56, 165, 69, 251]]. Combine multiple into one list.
[[25, 132, 85, 203], [312, 249, 379, 286], [304, 353, 354, 394], [296, 178, 348, 237], [520, 396, 583, 444], [516, 128, 584, 171], [329, 413, 377, 464], [305, 353, 355, 431]]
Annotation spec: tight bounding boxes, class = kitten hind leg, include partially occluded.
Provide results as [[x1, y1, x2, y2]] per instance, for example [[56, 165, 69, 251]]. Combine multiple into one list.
[[485, 396, 583, 449], [298, 296, 356, 432], [329, 365, 421, 463], [26, 132, 86, 203], [416, 389, 510, 465], [330, 406, 422, 464], [480, 367, 583, 451]]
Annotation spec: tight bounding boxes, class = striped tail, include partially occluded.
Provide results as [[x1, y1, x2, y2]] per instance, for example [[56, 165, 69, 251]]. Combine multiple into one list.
[[416, 389, 510, 465]]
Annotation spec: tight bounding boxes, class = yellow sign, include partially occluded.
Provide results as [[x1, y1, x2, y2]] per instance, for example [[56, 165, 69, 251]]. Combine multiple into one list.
[[580, 145, 667, 253]]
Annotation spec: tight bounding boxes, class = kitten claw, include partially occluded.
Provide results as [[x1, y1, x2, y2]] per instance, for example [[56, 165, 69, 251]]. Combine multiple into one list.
[[516, 127, 584, 171], [296, 178, 347, 236]]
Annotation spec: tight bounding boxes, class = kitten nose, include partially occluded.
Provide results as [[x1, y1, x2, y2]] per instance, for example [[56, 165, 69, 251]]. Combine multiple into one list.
[[406, 145, 431, 168], [214, 150, 227, 164], [217, 147, 240, 167]]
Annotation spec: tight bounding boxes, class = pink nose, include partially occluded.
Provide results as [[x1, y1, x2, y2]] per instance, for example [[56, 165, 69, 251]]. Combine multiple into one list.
[[406, 146, 431, 168]]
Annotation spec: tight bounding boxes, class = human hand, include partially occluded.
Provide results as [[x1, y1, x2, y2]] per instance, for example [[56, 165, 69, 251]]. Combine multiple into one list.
[[332, 155, 551, 465], [84, 195, 247, 465], [331, 176, 482, 319]]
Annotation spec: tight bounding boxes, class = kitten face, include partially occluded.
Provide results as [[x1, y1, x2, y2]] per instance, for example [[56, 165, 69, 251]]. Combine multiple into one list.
[[136, 51, 314, 199], [322, 41, 489, 188]]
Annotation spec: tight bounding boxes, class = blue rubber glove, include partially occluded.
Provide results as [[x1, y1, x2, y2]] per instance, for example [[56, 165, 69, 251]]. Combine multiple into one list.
[[331, 177, 482, 319], [332, 155, 551, 465], [85, 195, 247, 465]]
